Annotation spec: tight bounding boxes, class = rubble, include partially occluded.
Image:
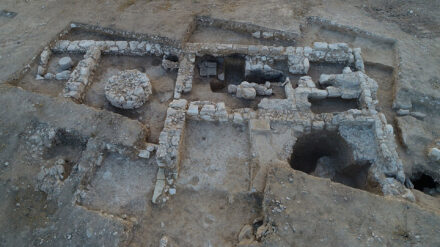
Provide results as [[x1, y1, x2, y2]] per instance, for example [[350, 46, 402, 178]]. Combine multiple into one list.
[[36, 159, 66, 200], [229, 81, 272, 100], [236, 86, 256, 99], [288, 53, 310, 74], [161, 55, 179, 71], [104, 69, 152, 109]]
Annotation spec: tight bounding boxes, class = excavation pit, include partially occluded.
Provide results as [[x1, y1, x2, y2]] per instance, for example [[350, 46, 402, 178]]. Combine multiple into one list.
[[164, 54, 179, 63], [308, 62, 346, 85], [43, 129, 88, 180], [365, 62, 395, 120], [309, 97, 360, 113], [290, 130, 370, 189], [224, 55, 245, 85], [411, 173, 440, 197], [77, 151, 157, 215]]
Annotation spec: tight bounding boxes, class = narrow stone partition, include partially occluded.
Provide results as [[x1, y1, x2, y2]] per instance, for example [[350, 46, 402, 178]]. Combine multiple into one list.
[[174, 53, 195, 98], [63, 46, 102, 101], [153, 99, 187, 203]]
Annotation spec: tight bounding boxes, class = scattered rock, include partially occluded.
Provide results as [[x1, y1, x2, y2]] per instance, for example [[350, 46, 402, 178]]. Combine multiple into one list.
[[44, 73, 55, 80], [397, 109, 410, 116], [410, 111, 426, 120], [343, 67, 352, 74], [36, 159, 66, 199], [236, 86, 256, 100], [58, 56, 73, 70], [169, 188, 176, 195], [230, 81, 272, 99], [218, 72, 225, 81], [428, 147, 440, 161], [55, 70, 71, 80], [159, 236, 168, 247]]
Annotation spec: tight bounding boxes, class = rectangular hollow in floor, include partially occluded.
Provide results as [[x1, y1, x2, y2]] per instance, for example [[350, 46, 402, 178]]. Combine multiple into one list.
[[310, 97, 360, 113]]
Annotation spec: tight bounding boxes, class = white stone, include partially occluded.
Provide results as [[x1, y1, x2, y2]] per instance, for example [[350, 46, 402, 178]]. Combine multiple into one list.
[[397, 109, 410, 116], [218, 73, 225, 81], [116, 41, 128, 51], [428, 148, 440, 161], [262, 32, 273, 39], [79, 40, 95, 49], [200, 104, 215, 114], [40, 47, 51, 65], [169, 188, 176, 195], [228, 84, 237, 94], [58, 56, 73, 70], [252, 31, 261, 38], [44, 73, 55, 80], [236, 86, 256, 100], [410, 111, 426, 120], [343, 67, 352, 74], [187, 104, 199, 116], [138, 150, 151, 159], [152, 179, 165, 204], [37, 65, 45, 76], [169, 99, 187, 109], [129, 41, 139, 51], [159, 236, 168, 247], [313, 42, 328, 50], [55, 70, 71, 80], [233, 112, 244, 123]]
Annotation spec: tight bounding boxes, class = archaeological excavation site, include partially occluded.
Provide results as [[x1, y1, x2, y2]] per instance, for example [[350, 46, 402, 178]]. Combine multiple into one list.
[[1, 1, 440, 246]]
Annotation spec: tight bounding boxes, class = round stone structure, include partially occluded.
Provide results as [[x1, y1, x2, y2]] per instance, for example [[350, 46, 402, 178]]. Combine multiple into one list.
[[105, 69, 152, 109]]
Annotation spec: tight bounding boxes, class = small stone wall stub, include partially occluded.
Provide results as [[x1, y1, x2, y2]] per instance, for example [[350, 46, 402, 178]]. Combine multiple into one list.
[[63, 46, 101, 101]]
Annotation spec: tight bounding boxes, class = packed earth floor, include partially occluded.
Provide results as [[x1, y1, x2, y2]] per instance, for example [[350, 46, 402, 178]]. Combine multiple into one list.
[[1, 0, 440, 246]]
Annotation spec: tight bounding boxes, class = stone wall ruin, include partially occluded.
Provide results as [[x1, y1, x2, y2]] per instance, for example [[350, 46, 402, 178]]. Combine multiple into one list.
[[9, 19, 415, 207]]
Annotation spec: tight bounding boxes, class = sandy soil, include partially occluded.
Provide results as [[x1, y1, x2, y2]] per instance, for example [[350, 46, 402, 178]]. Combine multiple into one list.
[[0, 0, 440, 246]]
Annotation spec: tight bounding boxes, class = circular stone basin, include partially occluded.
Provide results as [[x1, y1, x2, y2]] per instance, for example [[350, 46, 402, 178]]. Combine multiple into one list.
[[105, 69, 152, 109]]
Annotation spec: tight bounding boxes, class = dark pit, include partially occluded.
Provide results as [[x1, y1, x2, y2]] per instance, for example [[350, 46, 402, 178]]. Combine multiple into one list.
[[290, 130, 371, 189], [309, 97, 360, 113]]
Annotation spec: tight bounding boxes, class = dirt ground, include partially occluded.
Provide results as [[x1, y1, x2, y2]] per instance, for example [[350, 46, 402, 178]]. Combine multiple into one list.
[[1, 0, 440, 246]]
